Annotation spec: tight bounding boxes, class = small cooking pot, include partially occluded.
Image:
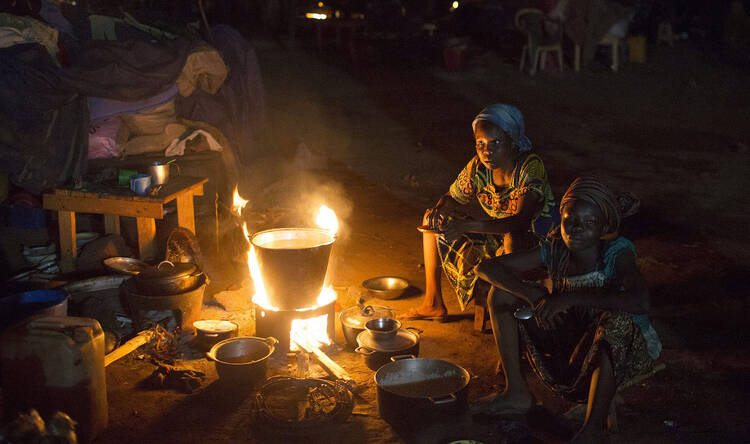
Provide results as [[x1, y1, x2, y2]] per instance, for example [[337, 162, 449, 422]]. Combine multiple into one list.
[[374, 356, 471, 426], [193, 320, 238, 351], [135, 260, 204, 295], [339, 304, 395, 348], [355, 327, 421, 371], [206, 336, 278, 387]]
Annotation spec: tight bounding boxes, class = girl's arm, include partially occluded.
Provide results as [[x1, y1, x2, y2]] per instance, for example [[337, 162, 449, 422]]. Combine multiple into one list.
[[476, 246, 548, 307], [443, 191, 543, 237], [566, 248, 650, 313], [536, 249, 650, 326]]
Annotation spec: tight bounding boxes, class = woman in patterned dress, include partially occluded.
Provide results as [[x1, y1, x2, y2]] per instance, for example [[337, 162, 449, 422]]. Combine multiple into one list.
[[476, 177, 662, 443], [400, 104, 556, 320]]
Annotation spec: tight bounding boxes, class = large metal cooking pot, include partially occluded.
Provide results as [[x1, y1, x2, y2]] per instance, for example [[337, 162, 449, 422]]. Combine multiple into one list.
[[355, 327, 421, 371], [374, 356, 471, 426], [250, 228, 335, 310], [134, 261, 204, 295], [206, 336, 278, 388], [339, 304, 395, 348]]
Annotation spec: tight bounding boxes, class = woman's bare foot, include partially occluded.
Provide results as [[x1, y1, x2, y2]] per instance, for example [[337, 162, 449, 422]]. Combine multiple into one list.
[[397, 305, 447, 320], [471, 391, 534, 415]]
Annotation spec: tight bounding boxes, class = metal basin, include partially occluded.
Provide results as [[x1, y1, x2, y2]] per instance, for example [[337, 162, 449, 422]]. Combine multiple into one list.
[[362, 276, 409, 300], [375, 356, 470, 425], [251, 228, 335, 311]]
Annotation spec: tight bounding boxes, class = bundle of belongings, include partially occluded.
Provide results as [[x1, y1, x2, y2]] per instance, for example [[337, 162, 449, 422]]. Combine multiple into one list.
[[0, 0, 265, 195]]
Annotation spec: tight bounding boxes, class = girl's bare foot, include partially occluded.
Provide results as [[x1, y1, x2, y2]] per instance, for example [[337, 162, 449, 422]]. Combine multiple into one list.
[[471, 391, 534, 415]]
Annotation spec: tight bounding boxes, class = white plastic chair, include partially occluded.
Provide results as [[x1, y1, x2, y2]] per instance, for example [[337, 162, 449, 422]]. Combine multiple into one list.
[[515, 8, 564, 75]]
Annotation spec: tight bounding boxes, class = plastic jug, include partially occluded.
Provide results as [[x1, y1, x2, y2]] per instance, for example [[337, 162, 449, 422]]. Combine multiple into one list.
[[1, 316, 108, 443]]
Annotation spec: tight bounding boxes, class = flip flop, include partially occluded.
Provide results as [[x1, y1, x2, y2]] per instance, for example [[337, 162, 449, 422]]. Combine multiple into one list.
[[397, 307, 448, 322]]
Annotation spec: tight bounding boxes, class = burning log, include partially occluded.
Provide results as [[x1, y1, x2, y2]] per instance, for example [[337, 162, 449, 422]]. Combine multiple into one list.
[[104, 330, 154, 367], [292, 336, 352, 383]]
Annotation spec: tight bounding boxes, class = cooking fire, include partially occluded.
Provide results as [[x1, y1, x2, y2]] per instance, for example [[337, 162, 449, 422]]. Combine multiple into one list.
[[231, 188, 340, 353]]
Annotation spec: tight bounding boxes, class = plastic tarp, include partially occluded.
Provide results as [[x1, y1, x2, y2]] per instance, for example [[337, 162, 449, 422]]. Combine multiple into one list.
[[0, 36, 193, 193]]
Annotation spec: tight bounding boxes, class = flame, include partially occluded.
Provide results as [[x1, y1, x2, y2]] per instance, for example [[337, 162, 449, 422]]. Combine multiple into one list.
[[315, 205, 338, 236], [232, 185, 249, 216], [241, 205, 338, 350], [290, 315, 330, 351], [244, 224, 273, 310], [305, 12, 327, 20]]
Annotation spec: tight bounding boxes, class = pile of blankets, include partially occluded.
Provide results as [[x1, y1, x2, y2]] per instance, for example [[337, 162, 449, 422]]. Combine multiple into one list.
[[0, 1, 264, 194]]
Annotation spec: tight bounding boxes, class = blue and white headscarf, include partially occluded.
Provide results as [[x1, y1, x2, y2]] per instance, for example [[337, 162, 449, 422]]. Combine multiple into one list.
[[472, 104, 532, 152]]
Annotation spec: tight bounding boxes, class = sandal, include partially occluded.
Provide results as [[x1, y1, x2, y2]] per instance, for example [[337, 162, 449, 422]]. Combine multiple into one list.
[[396, 307, 448, 321]]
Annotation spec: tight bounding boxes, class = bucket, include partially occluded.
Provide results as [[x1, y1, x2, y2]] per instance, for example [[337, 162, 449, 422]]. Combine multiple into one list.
[[250, 228, 335, 311], [628, 36, 647, 63], [0, 289, 68, 330], [1, 316, 107, 443]]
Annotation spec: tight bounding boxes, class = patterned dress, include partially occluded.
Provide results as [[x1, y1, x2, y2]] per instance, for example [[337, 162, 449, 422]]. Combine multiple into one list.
[[438, 152, 556, 310], [518, 237, 662, 403]]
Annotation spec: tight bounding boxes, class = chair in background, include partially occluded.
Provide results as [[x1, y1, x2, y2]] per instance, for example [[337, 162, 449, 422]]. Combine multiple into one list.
[[574, 14, 633, 72], [574, 33, 623, 72], [515, 8, 564, 75]]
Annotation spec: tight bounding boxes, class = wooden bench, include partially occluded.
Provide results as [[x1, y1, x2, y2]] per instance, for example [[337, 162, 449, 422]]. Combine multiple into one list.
[[43, 176, 208, 272]]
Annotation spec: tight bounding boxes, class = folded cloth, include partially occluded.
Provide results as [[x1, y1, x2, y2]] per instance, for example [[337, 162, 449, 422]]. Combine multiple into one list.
[[164, 129, 223, 157], [88, 117, 122, 159], [176, 47, 228, 97]]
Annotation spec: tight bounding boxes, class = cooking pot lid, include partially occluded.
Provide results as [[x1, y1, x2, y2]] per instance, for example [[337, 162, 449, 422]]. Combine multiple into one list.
[[340, 304, 394, 328], [356, 328, 418, 352], [193, 320, 237, 334], [138, 261, 198, 280]]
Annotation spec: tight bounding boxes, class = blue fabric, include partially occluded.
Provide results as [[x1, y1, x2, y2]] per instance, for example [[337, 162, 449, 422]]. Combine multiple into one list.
[[602, 237, 636, 277], [472, 103, 532, 152], [88, 84, 178, 120]]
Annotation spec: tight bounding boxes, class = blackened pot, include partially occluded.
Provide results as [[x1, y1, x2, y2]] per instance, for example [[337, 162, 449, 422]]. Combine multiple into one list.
[[194, 320, 238, 351], [134, 261, 204, 295], [374, 356, 470, 426], [355, 328, 420, 371], [206, 336, 277, 388]]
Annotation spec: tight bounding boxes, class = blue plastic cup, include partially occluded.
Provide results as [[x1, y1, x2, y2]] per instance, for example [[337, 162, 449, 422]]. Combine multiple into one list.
[[129, 173, 151, 196]]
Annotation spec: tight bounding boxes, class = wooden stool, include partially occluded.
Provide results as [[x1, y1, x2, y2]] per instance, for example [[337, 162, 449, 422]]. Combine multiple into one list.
[[43, 176, 208, 272]]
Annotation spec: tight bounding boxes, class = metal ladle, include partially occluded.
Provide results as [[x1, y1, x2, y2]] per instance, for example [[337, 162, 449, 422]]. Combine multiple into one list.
[[514, 306, 533, 320]]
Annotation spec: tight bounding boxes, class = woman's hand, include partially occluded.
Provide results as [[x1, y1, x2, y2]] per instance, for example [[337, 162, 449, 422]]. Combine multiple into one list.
[[533, 293, 575, 331], [426, 195, 460, 231]]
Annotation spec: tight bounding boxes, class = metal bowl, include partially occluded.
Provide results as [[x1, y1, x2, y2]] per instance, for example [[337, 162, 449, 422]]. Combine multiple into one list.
[[362, 276, 409, 300], [365, 317, 401, 339], [103, 257, 150, 275]]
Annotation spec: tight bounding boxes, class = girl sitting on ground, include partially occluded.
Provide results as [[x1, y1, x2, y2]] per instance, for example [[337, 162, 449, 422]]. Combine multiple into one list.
[[475, 177, 662, 443], [400, 103, 556, 320]]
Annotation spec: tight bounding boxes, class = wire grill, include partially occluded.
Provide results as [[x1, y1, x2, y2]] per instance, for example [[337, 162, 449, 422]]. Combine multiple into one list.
[[254, 376, 353, 435]]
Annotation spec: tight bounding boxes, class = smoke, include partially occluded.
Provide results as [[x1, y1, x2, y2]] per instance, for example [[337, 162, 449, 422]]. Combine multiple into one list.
[[232, 144, 354, 243]]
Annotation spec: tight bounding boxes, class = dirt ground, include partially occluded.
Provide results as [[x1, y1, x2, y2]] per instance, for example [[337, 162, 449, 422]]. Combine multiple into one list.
[[98, 34, 750, 444]]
